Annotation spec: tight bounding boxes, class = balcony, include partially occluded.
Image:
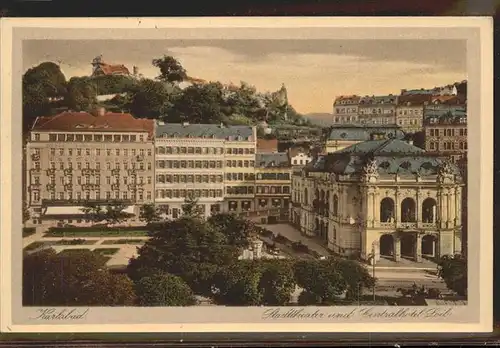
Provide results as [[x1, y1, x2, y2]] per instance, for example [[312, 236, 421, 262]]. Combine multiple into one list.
[[29, 183, 41, 190], [127, 169, 137, 176], [63, 168, 73, 175], [31, 154, 40, 161], [111, 169, 120, 175], [46, 168, 56, 176], [46, 184, 56, 191], [81, 184, 96, 191], [419, 222, 438, 229], [136, 155, 144, 162], [397, 222, 418, 230], [63, 184, 73, 191], [30, 168, 41, 174], [128, 184, 137, 190], [111, 184, 120, 191]]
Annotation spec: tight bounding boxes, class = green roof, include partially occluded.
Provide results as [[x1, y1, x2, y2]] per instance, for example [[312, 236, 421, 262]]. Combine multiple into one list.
[[307, 139, 459, 176], [156, 122, 254, 140], [256, 152, 290, 168], [327, 125, 405, 141]]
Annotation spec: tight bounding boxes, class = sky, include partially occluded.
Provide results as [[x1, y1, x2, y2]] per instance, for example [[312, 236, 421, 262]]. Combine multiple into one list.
[[23, 39, 467, 114]]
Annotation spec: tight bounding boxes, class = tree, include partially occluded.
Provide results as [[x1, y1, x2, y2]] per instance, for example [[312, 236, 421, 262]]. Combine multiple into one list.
[[127, 217, 240, 296], [22, 62, 68, 129], [212, 260, 264, 306], [259, 260, 296, 305], [103, 202, 132, 226], [128, 78, 178, 119], [334, 258, 376, 300], [207, 213, 256, 249], [81, 202, 105, 224], [165, 82, 226, 124], [135, 272, 197, 306], [293, 259, 347, 304], [437, 254, 467, 297], [152, 55, 188, 84], [139, 203, 161, 224], [80, 202, 132, 227], [23, 248, 136, 306], [65, 76, 98, 112], [181, 196, 204, 219], [23, 202, 31, 224]]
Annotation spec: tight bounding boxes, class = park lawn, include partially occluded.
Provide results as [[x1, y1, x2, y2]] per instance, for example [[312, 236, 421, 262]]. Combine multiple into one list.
[[23, 241, 54, 252], [101, 239, 146, 245], [93, 248, 120, 256], [57, 248, 90, 255], [44, 229, 149, 238]]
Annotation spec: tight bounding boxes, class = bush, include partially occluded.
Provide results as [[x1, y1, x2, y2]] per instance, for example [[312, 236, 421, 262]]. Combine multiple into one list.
[[48, 226, 143, 233], [22, 227, 36, 237], [54, 238, 92, 246]]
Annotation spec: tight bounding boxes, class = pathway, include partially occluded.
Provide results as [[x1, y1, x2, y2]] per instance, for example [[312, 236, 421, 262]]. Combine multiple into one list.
[[257, 223, 331, 257]]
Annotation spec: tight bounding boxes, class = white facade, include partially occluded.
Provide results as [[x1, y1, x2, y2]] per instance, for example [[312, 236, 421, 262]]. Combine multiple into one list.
[[291, 152, 312, 167], [290, 139, 464, 264]]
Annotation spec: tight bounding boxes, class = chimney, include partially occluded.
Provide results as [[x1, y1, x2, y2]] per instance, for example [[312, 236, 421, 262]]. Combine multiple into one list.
[[93, 106, 106, 117], [133, 66, 139, 76]]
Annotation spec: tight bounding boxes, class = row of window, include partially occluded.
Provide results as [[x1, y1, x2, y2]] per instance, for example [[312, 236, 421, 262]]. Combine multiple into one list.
[[428, 141, 468, 151], [155, 189, 224, 199], [32, 190, 152, 202], [156, 147, 255, 155], [156, 174, 224, 184], [398, 119, 421, 126], [156, 160, 223, 169], [335, 108, 357, 114], [44, 161, 151, 171], [39, 175, 151, 186], [33, 133, 146, 143], [42, 148, 152, 157], [226, 186, 254, 195], [359, 109, 395, 115], [256, 185, 290, 194], [428, 128, 467, 137], [292, 158, 311, 165]]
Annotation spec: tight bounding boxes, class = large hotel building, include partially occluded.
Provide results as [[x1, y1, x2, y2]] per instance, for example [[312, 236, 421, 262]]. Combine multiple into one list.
[[25, 108, 155, 226], [154, 122, 257, 218]]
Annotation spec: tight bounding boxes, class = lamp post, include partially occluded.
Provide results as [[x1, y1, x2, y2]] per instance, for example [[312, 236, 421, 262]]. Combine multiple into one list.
[[367, 241, 377, 301]]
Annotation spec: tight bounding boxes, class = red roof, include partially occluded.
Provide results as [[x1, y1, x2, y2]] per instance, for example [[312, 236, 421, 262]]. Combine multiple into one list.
[[397, 94, 433, 105], [257, 138, 278, 152], [431, 95, 462, 105], [96, 63, 130, 76], [32, 111, 154, 137]]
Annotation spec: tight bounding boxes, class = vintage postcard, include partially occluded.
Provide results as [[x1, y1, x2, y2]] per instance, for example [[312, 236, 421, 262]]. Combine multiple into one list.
[[0, 17, 493, 333]]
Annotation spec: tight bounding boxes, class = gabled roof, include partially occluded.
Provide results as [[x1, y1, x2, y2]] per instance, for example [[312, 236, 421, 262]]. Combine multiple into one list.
[[95, 63, 130, 75], [155, 122, 254, 140], [31, 111, 154, 136]]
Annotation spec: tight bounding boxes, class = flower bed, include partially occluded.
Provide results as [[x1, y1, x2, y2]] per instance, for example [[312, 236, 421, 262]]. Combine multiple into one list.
[[44, 227, 149, 238], [101, 239, 145, 245], [53, 239, 96, 246]]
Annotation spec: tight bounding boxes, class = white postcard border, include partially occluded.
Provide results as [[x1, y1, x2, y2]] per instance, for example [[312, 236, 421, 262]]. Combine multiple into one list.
[[0, 17, 493, 333]]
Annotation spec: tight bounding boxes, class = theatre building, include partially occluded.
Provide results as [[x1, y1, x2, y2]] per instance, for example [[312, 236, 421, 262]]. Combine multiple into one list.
[[291, 137, 464, 264], [25, 108, 155, 227]]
